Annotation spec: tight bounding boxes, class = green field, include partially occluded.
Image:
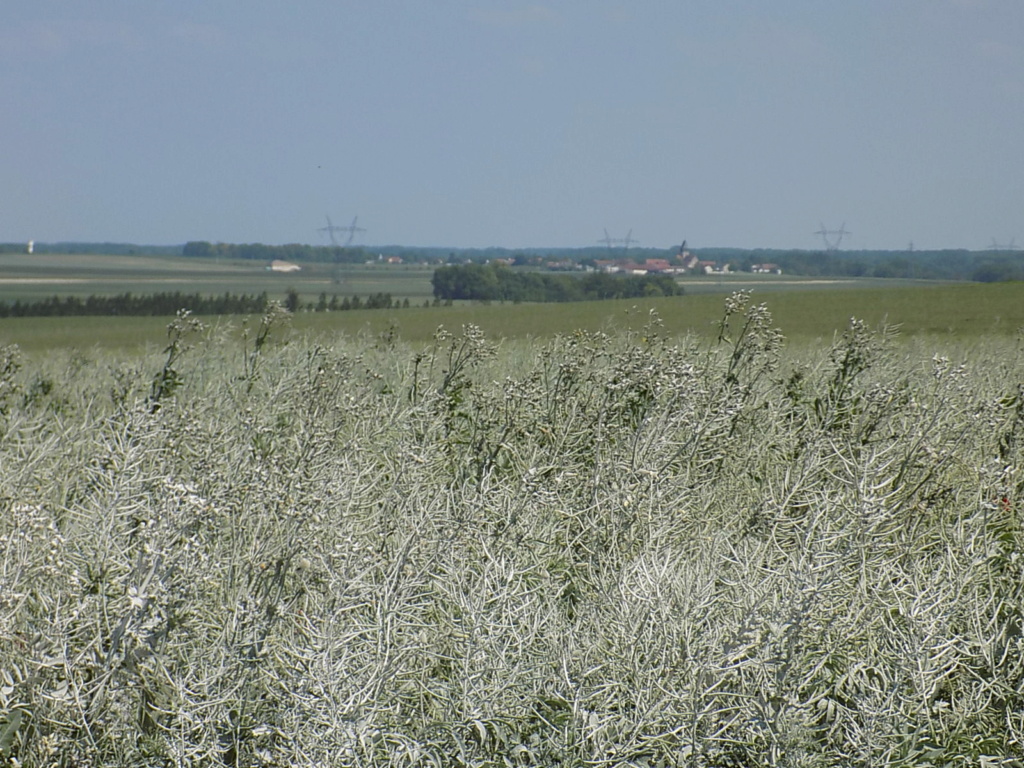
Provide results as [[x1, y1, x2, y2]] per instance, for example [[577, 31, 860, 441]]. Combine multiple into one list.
[[0, 252, 940, 306], [2, 280, 1022, 354], [296, 281, 1024, 342], [1, 252, 1022, 352], [0, 252, 436, 303]]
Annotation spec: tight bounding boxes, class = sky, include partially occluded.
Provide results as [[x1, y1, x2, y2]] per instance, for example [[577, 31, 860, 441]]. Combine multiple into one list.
[[2, 1, 1022, 251]]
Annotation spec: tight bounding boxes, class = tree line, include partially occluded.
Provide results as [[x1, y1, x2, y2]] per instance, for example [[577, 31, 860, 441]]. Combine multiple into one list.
[[182, 241, 370, 264], [0, 242, 182, 256], [701, 248, 1024, 282], [0, 291, 407, 318], [298, 291, 405, 312], [431, 263, 682, 302]]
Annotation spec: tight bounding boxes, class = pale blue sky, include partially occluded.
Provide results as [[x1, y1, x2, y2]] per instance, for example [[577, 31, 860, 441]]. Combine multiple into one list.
[[2, 1, 1021, 250]]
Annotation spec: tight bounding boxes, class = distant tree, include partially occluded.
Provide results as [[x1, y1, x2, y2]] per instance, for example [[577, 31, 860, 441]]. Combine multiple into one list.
[[183, 241, 215, 258], [432, 263, 681, 303], [972, 262, 1021, 283]]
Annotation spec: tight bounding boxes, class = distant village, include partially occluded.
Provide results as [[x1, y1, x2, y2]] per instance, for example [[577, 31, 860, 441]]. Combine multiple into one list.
[[430, 247, 783, 276], [13, 239, 1022, 283], [268, 251, 783, 276], [560, 251, 782, 276]]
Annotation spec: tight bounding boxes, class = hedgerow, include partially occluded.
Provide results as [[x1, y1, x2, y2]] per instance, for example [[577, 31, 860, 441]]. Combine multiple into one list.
[[0, 290, 403, 318], [1, 295, 1022, 766]]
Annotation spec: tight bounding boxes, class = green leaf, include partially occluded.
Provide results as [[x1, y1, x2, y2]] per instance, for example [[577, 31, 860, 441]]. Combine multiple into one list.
[[0, 708, 24, 760]]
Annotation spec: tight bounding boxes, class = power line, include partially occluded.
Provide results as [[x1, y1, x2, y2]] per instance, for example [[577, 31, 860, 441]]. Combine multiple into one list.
[[598, 228, 639, 250], [814, 222, 851, 252], [318, 216, 344, 246], [989, 237, 1018, 251], [318, 215, 366, 246]]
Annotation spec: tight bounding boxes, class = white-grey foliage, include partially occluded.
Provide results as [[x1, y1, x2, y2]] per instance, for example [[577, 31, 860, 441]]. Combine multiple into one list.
[[1, 300, 1022, 766]]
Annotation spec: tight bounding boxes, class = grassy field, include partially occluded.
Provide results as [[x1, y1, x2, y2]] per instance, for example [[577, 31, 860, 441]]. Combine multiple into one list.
[[0, 252, 948, 306], [1, 251, 1021, 352], [0, 253, 436, 303], [296, 281, 1024, 343], [1, 280, 1021, 353]]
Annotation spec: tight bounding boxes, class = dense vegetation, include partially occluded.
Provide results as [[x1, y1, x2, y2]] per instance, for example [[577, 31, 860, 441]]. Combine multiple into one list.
[[0, 242, 183, 257], [0, 291, 271, 318], [182, 241, 371, 264], [2, 295, 1022, 766], [0, 291, 404, 318], [701, 248, 1024, 282], [431, 262, 682, 302]]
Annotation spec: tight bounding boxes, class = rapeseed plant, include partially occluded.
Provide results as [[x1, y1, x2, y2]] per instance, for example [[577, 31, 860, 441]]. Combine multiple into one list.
[[0, 301, 1022, 766]]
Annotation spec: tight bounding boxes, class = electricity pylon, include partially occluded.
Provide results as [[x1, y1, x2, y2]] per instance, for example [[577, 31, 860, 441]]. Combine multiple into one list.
[[814, 222, 851, 252]]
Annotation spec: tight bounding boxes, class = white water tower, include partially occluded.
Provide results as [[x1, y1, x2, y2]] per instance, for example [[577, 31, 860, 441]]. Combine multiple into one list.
[[27, 240, 34, 254]]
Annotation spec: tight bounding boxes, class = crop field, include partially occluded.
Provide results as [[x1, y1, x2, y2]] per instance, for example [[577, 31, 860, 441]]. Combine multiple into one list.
[[0, 253, 437, 304], [0, 250, 959, 307], [2, 293, 1023, 766], [295, 281, 1024, 346], [6, 250, 1017, 353], [1, 278, 1022, 354]]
